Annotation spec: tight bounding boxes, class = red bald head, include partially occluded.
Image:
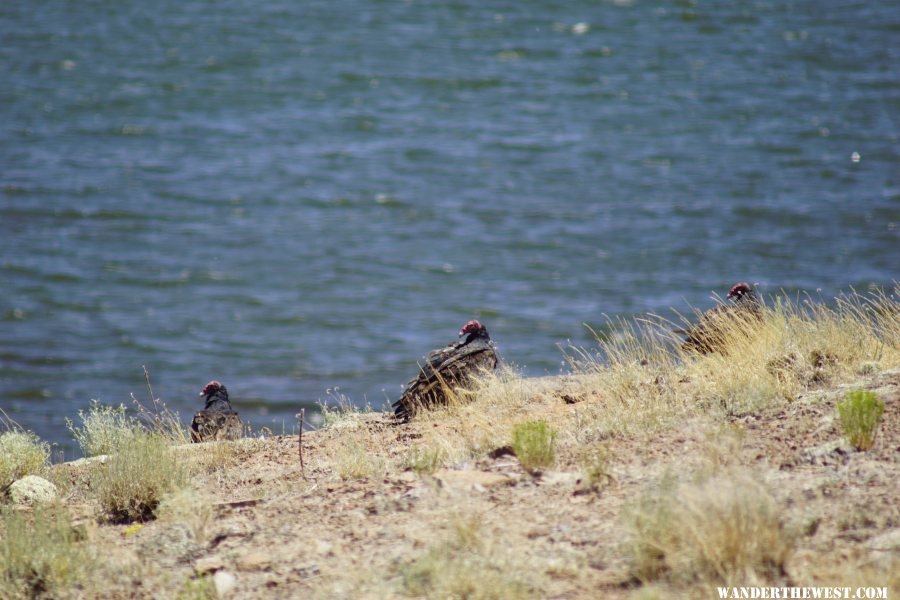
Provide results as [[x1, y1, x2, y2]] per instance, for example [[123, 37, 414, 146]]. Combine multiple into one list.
[[459, 320, 484, 337], [727, 282, 755, 301], [200, 380, 224, 396]]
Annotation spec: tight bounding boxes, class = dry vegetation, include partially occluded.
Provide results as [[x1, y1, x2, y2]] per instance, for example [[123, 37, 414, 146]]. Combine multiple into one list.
[[0, 431, 49, 490], [0, 289, 898, 598]]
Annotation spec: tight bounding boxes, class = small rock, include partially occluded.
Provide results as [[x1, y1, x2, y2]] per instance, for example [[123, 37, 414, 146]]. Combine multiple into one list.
[[540, 471, 579, 486], [8, 475, 58, 505], [866, 528, 900, 552], [802, 439, 853, 464], [195, 556, 225, 575], [213, 570, 236, 597], [67, 455, 108, 468], [488, 446, 515, 459], [434, 469, 511, 490], [296, 564, 320, 578], [236, 551, 271, 571], [315, 540, 334, 555]]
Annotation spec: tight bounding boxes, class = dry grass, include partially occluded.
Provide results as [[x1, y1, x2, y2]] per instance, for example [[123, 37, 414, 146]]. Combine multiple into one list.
[[94, 432, 188, 522], [580, 443, 612, 489], [131, 365, 193, 445], [0, 431, 50, 490], [397, 514, 534, 600], [131, 393, 193, 446], [396, 290, 897, 479], [156, 488, 214, 546], [175, 575, 217, 600], [566, 289, 899, 436], [66, 400, 139, 457], [405, 444, 448, 474], [625, 469, 794, 586], [404, 365, 543, 466], [336, 439, 386, 480], [320, 387, 372, 429], [0, 504, 94, 599], [2, 289, 895, 599]]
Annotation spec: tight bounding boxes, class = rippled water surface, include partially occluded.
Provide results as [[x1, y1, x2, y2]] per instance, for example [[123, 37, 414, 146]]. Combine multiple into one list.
[[1, 0, 897, 452]]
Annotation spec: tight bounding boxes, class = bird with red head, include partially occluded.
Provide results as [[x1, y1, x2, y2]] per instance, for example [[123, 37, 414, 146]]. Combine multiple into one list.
[[393, 320, 497, 420], [675, 282, 762, 353], [190, 380, 242, 442]]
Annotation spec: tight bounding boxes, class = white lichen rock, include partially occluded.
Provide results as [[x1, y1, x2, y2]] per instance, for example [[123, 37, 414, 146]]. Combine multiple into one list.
[[213, 570, 237, 597], [8, 475, 58, 505]]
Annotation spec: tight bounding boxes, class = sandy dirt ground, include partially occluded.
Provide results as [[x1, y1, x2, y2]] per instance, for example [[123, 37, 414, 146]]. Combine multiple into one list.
[[49, 369, 899, 599]]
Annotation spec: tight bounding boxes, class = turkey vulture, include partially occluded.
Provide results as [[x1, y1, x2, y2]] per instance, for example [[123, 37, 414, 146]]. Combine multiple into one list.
[[392, 320, 498, 420], [674, 282, 762, 353], [190, 380, 243, 442]]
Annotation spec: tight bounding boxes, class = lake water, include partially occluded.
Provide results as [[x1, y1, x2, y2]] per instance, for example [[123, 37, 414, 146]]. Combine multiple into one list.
[[1, 0, 897, 453]]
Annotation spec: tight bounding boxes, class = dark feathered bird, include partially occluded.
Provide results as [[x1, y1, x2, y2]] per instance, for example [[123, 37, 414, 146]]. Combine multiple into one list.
[[674, 282, 762, 353], [392, 320, 498, 420], [190, 380, 243, 442]]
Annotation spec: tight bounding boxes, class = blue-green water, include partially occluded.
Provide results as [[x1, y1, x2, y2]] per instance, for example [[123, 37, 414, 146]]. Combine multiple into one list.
[[1, 0, 897, 452]]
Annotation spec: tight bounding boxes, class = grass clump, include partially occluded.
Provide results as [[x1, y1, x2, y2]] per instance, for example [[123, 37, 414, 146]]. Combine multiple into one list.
[[175, 576, 217, 600], [406, 444, 448, 474], [580, 444, 612, 490], [626, 471, 793, 586], [0, 431, 50, 490], [511, 420, 556, 472], [336, 440, 386, 480], [0, 505, 93, 598], [319, 388, 370, 429], [156, 488, 214, 545], [836, 390, 885, 451], [400, 515, 532, 600], [94, 432, 187, 523], [566, 288, 899, 438], [66, 400, 139, 457]]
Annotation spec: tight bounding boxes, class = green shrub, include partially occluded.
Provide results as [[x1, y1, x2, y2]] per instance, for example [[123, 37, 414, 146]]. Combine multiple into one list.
[[66, 400, 139, 457], [836, 390, 885, 451], [94, 432, 187, 522], [0, 431, 50, 489], [176, 575, 217, 600], [0, 505, 93, 598], [511, 420, 557, 472]]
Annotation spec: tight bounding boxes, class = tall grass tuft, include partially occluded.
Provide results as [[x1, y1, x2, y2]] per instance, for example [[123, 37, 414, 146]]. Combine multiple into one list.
[[335, 440, 385, 480], [836, 390, 885, 451], [406, 444, 448, 474], [66, 400, 139, 457], [400, 515, 532, 600], [566, 288, 899, 436], [0, 431, 50, 490], [626, 471, 793, 586], [511, 420, 557, 473], [0, 505, 93, 598], [94, 432, 187, 523]]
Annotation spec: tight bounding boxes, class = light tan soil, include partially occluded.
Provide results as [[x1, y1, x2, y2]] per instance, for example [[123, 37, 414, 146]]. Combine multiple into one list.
[[52, 369, 900, 598]]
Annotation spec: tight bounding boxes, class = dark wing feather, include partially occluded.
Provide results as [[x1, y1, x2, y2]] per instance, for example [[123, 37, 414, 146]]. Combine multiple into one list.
[[676, 298, 763, 354], [190, 410, 242, 443], [393, 340, 497, 419]]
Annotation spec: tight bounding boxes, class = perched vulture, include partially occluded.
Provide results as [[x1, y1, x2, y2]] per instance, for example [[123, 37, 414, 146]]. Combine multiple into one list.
[[190, 380, 243, 442], [674, 282, 762, 353], [392, 320, 498, 420]]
